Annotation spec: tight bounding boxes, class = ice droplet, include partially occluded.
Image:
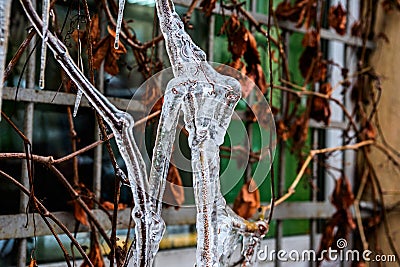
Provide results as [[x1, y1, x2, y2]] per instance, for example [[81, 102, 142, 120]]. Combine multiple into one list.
[[39, 0, 50, 89], [114, 0, 125, 49]]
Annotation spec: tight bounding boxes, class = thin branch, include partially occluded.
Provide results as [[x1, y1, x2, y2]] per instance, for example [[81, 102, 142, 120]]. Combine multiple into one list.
[[354, 168, 369, 251], [261, 140, 375, 214], [53, 110, 161, 165], [0, 169, 92, 267]]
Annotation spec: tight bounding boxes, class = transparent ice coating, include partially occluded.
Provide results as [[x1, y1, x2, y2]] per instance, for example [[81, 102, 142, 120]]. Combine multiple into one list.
[[154, 0, 270, 265], [39, 0, 50, 89], [114, 0, 125, 49], [0, 1, 11, 120], [20, 0, 272, 264], [18, 1, 164, 265]]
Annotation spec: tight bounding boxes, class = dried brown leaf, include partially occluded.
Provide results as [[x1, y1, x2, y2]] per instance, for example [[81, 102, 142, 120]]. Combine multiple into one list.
[[252, 101, 274, 130], [276, 120, 290, 141], [221, 15, 267, 95], [72, 200, 88, 226], [275, 1, 300, 21], [310, 83, 331, 125], [29, 259, 38, 267], [328, 3, 347, 35], [199, 0, 217, 16], [290, 112, 310, 152], [295, 0, 317, 29], [81, 234, 104, 267], [233, 179, 260, 219], [92, 27, 127, 75], [71, 14, 100, 46], [350, 21, 362, 37], [318, 176, 356, 263], [331, 176, 354, 210], [301, 30, 319, 47], [101, 201, 127, 210]]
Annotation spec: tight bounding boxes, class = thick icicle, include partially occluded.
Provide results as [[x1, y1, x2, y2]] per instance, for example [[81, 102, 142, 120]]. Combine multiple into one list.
[[0, 1, 12, 120], [39, 0, 50, 89], [154, 0, 271, 265], [114, 0, 125, 49]]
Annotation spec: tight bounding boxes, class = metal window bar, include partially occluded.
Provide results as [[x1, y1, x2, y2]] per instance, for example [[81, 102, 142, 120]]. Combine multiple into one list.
[[0, 0, 367, 266]]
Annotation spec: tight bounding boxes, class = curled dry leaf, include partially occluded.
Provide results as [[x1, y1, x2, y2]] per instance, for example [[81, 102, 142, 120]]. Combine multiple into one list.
[[299, 48, 327, 83], [328, 3, 347, 36], [220, 15, 267, 97], [70, 183, 94, 226], [163, 164, 185, 210], [276, 120, 290, 141], [71, 14, 101, 47], [233, 179, 260, 220], [72, 16, 126, 76], [72, 200, 88, 226], [29, 259, 38, 267], [199, 0, 217, 16], [317, 176, 356, 263], [101, 200, 128, 210], [301, 30, 319, 48], [310, 83, 331, 125], [81, 233, 104, 267], [290, 111, 310, 152], [252, 101, 274, 130], [92, 27, 127, 76], [350, 21, 362, 37], [275, 0, 317, 29]]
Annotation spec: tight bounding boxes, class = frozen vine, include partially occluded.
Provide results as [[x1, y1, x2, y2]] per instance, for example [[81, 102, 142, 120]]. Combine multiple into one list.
[[19, 0, 270, 265], [0, 1, 11, 119], [153, 0, 269, 266], [19, 1, 161, 266]]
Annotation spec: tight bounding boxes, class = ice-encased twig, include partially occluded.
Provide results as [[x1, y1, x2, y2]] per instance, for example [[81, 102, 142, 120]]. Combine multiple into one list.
[[0, 0, 12, 120], [114, 0, 125, 49], [18, 1, 163, 266], [155, 0, 270, 265], [39, 0, 50, 89]]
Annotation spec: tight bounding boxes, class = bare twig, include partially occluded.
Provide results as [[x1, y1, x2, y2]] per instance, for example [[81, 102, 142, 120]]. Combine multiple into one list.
[[261, 140, 375, 214], [0, 169, 93, 267]]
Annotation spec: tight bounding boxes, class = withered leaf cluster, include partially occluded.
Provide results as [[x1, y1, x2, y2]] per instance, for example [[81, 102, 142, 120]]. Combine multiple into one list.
[[310, 83, 331, 125], [72, 14, 127, 76], [81, 233, 105, 267], [219, 15, 267, 98], [275, 0, 317, 29], [317, 177, 356, 263], [233, 179, 260, 219], [70, 183, 95, 226], [199, 0, 218, 16], [328, 3, 347, 36]]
